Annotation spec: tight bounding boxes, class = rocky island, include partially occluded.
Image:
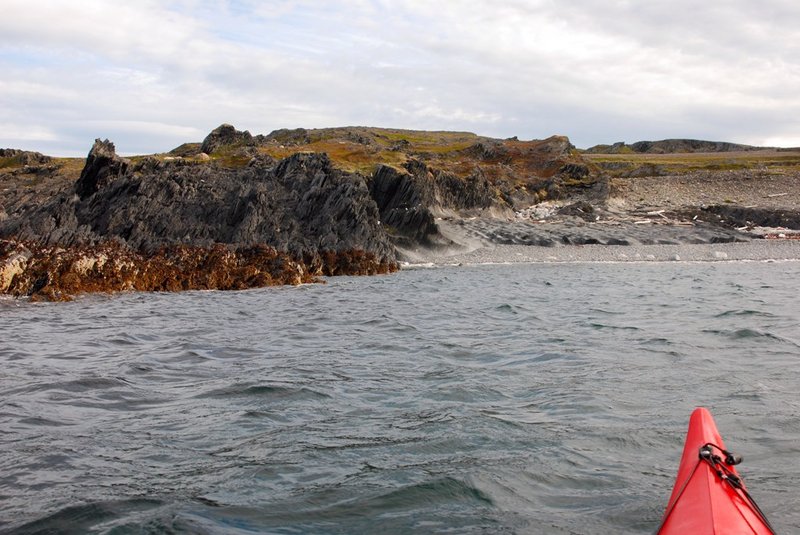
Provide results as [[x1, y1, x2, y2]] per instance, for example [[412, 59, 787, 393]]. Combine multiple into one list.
[[1, 125, 799, 300]]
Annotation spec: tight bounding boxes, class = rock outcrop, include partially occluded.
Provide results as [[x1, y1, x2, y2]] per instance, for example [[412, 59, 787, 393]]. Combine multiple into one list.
[[6, 123, 798, 300], [369, 161, 495, 245], [5, 141, 394, 259], [585, 139, 770, 154], [0, 239, 318, 302], [200, 124, 255, 154], [75, 139, 129, 198], [701, 205, 800, 230], [0, 148, 52, 165], [0, 139, 398, 299]]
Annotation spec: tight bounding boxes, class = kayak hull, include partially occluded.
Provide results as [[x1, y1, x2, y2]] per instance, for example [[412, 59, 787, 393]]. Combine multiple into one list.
[[657, 407, 772, 534]]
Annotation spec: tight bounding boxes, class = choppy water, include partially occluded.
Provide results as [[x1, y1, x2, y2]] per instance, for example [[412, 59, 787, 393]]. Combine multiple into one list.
[[2, 261, 800, 534]]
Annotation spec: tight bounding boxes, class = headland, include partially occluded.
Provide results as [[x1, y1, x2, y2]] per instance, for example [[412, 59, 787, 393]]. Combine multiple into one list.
[[1, 126, 798, 300]]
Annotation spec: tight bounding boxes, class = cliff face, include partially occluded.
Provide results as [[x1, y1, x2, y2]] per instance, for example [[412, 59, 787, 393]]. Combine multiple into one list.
[[0, 124, 604, 299], [4, 140, 394, 262], [0, 138, 399, 299], [369, 161, 495, 245]]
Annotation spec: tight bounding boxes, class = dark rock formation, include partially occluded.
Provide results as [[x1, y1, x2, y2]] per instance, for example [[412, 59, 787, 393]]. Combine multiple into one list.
[[558, 163, 591, 180], [370, 165, 439, 245], [200, 124, 254, 154], [585, 139, 770, 154], [75, 139, 129, 198], [701, 205, 800, 230], [0, 139, 397, 299], [461, 140, 509, 162], [369, 160, 495, 245], [0, 239, 318, 302], [0, 148, 52, 165]]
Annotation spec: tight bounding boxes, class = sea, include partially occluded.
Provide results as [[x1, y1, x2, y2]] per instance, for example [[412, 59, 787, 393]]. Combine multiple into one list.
[[2, 260, 799, 534]]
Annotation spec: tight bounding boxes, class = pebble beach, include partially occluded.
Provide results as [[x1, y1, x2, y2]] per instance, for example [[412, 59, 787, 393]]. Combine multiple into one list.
[[405, 239, 800, 266]]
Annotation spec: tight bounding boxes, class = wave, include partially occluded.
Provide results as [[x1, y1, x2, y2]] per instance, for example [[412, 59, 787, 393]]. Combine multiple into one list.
[[714, 309, 777, 318], [3, 498, 164, 534], [196, 383, 331, 401]]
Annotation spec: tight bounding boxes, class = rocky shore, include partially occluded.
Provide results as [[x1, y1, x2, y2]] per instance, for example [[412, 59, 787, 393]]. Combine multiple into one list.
[[403, 236, 800, 266], [2, 125, 799, 299]]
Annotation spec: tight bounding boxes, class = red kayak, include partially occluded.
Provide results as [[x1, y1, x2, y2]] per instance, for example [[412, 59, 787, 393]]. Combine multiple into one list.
[[657, 407, 775, 534]]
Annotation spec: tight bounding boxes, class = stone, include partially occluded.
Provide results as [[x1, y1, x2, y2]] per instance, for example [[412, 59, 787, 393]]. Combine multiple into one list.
[[74, 139, 129, 198], [200, 124, 254, 154], [0, 242, 32, 292], [1, 142, 398, 286]]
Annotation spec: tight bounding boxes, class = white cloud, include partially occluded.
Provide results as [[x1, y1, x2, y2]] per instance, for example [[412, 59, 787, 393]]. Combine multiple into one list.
[[0, 123, 58, 142], [0, 0, 799, 153], [760, 136, 800, 148], [81, 120, 204, 139]]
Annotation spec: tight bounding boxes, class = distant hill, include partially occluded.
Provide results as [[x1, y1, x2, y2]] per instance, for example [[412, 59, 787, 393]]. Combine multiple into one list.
[[583, 139, 771, 154]]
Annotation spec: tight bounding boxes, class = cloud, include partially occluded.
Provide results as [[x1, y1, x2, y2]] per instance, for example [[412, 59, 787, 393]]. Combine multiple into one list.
[[761, 136, 800, 148], [0, 123, 58, 142], [0, 0, 799, 154]]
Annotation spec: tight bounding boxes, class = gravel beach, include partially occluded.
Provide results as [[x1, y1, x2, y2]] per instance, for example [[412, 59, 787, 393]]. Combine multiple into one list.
[[403, 239, 800, 266], [399, 207, 800, 267], [399, 161, 800, 267]]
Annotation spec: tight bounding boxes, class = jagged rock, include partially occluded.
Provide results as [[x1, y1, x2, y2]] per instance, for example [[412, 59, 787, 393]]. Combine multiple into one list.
[[1, 144, 397, 272], [529, 135, 574, 156], [369, 160, 496, 245], [344, 130, 375, 146], [1, 141, 400, 299], [74, 139, 129, 199], [462, 141, 508, 161], [200, 124, 254, 154], [558, 163, 591, 180], [370, 165, 439, 244], [247, 154, 276, 169]]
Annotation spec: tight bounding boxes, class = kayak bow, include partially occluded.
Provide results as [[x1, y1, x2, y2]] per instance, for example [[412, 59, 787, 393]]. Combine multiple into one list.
[[657, 407, 775, 534]]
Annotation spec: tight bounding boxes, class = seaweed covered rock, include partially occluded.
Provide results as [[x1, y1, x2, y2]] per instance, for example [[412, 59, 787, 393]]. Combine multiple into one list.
[[0, 139, 398, 298], [0, 239, 320, 301]]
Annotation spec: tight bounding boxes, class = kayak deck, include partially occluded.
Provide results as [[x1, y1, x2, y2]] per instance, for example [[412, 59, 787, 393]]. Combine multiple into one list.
[[657, 407, 774, 534]]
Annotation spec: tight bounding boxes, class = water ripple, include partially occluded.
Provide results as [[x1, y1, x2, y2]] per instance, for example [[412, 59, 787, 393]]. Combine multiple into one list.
[[1, 262, 800, 533]]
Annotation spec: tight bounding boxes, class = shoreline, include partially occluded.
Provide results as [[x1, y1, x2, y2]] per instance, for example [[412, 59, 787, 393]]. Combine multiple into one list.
[[400, 240, 800, 267]]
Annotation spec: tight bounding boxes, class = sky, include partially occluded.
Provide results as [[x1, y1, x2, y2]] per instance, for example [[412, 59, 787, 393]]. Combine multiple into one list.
[[1, 0, 799, 156]]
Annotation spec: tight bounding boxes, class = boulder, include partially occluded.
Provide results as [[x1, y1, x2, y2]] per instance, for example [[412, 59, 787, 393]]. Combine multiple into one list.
[[200, 124, 254, 154]]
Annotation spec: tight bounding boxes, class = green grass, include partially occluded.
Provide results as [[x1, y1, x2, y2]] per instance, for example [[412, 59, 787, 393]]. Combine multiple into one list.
[[0, 156, 19, 169], [583, 150, 800, 176]]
